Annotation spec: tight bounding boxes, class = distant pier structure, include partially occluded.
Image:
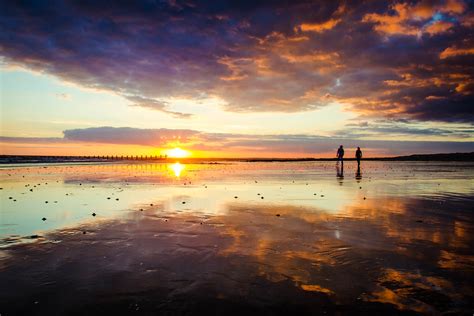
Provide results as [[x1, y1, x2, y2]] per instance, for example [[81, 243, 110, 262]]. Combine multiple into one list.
[[63, 155, 169, 162]]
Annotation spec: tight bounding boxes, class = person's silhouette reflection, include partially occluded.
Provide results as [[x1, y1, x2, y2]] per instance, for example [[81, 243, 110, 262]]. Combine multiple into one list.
[[336, 163, 344, 184], [355, 165, 362, 182]]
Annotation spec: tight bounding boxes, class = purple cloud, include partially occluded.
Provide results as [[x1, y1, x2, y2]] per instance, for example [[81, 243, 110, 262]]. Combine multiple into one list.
[[2, 126, 473, 156]]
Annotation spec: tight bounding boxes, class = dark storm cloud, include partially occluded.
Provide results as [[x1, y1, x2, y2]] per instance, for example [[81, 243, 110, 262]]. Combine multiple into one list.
[[0, 0, 473, 122], [2, 127, 473, 156]]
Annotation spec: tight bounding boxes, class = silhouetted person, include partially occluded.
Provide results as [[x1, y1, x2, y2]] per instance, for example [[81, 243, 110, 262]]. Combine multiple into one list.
[[355, 165, 362, 182], [336, 145, 344, 165], [355, 147, 362, 166]]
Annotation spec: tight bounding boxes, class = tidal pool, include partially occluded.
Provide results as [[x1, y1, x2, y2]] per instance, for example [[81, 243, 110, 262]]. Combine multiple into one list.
[[1, 161, 473, 315]]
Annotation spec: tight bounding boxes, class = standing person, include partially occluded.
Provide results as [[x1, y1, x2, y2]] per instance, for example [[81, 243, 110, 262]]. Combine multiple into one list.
[[355, 147, 362, 166], [336, 145, 344, 165]]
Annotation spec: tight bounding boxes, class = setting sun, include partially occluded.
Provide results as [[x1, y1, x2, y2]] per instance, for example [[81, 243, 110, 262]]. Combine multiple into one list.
[[165, 147, 190, 158]]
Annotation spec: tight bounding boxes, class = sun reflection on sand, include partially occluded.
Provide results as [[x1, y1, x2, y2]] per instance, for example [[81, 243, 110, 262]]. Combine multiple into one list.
[[169, 162, 185, 177]]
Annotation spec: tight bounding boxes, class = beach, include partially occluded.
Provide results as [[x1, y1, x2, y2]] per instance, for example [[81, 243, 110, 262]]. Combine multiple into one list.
[[1, 161, 473, 315]]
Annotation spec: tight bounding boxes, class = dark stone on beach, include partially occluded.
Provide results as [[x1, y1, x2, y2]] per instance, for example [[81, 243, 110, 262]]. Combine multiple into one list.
[[416, 220, 423, 223], [140, 209, 143, 211], [261, 196, 264, 199], [150, 204, 153, 206], [83, 231, 86, 234], [42, 217, 46, 221], [321, 195, 325, 197], [30, 235, 40, 239], [234, 196, 238, 199], [182, 201, 186, 204], [92, 213, 96, 217], [363, 197, 366, 200], [30, 189, 33, 192], [9, 197, 12, 199], [276, 214, 280, 217], [107, 197, 111, 199], [45, 201, 48, 203], [116, 198, 119, 201]]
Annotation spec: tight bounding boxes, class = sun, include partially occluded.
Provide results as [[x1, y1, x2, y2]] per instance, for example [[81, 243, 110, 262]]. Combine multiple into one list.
[[165, 147, 190, 158]]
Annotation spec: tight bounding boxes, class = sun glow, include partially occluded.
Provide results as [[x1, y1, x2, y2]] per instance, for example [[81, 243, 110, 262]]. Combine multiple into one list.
[[165, 147, 190, 158]]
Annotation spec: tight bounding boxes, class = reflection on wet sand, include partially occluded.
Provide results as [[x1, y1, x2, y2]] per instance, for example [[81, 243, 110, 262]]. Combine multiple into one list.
[[355, 166, 362, 182], [0, 161, 473, 314], [170, 162, 185, 178], [336, 163, 344, 184]]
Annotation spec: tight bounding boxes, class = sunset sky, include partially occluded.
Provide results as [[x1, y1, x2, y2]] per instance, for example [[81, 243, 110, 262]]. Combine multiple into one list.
[[1, 0, 473, 157]]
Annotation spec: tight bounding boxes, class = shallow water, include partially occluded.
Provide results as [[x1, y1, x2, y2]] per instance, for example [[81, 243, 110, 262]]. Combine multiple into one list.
[[1, 161, 473, 315]]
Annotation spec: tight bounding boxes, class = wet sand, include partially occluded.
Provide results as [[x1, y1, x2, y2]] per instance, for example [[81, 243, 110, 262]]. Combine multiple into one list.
[[1, 161, 473, 315]]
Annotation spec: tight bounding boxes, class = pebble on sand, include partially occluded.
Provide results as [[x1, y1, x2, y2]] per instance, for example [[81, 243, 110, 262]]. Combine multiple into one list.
[[92, 213, 96, 217], [42, 217, 47, 221], [276, 214, 280, 217]]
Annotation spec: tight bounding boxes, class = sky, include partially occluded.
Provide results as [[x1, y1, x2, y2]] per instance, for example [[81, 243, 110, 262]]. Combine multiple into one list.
[[0, 0, 473, 158]]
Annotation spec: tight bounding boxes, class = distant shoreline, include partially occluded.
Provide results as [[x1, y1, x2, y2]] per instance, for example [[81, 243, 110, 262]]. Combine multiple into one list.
[[0, 152, 473, 164]]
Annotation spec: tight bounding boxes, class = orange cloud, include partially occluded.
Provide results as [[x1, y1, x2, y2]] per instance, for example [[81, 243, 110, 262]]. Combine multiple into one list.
[[440, 0, 467, 14], [363, 3, 420, 36], [440, 46, 474, 59], [298, 18, 341, 33], [424, 20, 454, 35], [363, 0, 466, 36]]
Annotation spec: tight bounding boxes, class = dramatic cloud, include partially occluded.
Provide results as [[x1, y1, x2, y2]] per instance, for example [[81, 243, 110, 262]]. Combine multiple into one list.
[[0, 0, 473, 122], [2, 127, 473, 156]]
